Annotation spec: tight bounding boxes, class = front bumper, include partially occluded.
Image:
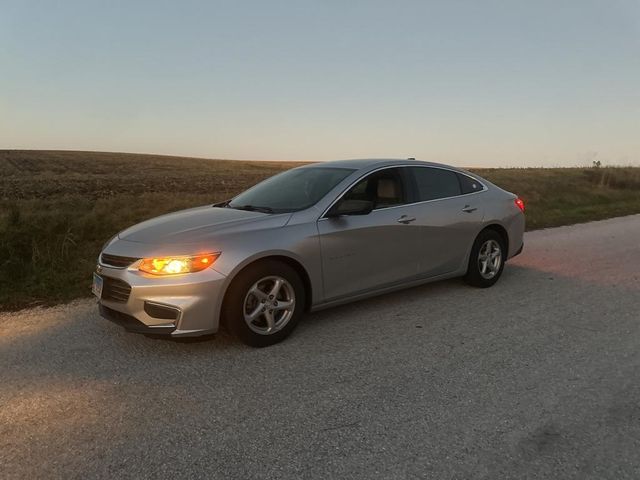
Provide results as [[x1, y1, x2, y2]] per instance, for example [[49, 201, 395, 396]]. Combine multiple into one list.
[[96, 262, 228, 337], [100, 304, 177, 335]]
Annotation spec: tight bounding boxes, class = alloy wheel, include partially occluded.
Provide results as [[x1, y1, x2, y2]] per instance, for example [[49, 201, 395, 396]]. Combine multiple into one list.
[[243, 276, 296, 335], [478, 239, 502, 280]]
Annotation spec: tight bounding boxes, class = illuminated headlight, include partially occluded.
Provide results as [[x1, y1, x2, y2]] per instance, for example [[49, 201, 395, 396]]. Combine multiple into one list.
[[138, 253, 220, 275]]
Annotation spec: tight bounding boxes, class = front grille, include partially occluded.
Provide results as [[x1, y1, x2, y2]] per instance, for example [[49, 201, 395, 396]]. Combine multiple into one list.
[[100, 253, 139, 269], [101, 276, 132, 303]]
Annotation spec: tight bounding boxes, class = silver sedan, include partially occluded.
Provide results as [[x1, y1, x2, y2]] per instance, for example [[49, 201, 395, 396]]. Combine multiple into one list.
[[95, 159, 525, 346]]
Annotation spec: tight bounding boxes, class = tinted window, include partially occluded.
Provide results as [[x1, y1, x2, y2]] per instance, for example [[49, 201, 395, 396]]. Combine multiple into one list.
[[341, 168, 407, 209], [229, 167, 354, 213], [410, 167, 461, 201], [457, 173, 483, 194]]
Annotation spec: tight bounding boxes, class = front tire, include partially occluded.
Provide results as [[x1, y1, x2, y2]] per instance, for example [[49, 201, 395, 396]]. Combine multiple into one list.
[[223, 260, 305, 347], [464, 230, 506, 288]]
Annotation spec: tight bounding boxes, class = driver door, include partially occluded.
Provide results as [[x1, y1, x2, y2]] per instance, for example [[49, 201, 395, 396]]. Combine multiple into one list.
[[317, 167, 421, 301]]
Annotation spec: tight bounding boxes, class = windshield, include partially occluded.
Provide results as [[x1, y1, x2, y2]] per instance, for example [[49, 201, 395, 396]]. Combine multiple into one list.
[[228, 167, 355, 213]]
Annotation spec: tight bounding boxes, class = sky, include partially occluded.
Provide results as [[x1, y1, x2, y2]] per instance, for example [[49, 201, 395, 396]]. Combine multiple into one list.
[[1, 0, 639, 167]]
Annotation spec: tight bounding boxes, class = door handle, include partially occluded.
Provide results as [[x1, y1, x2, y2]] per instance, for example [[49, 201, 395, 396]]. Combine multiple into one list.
[[462, 205, 477, 213], [397, 215, 416, 224]]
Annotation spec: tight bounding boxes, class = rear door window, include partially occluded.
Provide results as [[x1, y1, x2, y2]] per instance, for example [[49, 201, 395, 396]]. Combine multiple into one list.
[[409, 167, 462, 202]]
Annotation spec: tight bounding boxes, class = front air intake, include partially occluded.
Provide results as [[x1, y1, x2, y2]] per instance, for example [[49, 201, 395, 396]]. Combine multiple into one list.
[[144, 302, 180, 320]]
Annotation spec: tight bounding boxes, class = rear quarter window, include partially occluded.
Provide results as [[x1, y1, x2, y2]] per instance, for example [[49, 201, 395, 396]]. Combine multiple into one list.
[[457, 173, 484, 194]]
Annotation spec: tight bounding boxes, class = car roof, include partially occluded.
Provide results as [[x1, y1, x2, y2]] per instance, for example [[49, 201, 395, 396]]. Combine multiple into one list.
[[301, 158, 465, 172]]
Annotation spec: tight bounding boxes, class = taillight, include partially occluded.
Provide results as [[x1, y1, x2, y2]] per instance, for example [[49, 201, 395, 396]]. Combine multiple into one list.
[[515, 197, 525, 213]]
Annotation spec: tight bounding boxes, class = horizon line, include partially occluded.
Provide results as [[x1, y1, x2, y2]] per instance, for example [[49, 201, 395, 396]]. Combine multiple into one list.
[[1, 148, 637, 169]]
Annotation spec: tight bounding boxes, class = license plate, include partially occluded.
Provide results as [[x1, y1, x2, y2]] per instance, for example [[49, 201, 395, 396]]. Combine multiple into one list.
[[92, 273, 103, 299]]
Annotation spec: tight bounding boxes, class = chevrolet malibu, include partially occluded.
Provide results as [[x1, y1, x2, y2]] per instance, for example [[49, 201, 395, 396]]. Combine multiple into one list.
[[95, 159, 525, 347]]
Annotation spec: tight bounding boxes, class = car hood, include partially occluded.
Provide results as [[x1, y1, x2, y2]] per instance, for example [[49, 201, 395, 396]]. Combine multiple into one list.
[[117, 206, 291, 245]]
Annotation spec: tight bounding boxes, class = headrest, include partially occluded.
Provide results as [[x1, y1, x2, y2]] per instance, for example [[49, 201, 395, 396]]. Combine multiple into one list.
[[377, 179, 398, 199]]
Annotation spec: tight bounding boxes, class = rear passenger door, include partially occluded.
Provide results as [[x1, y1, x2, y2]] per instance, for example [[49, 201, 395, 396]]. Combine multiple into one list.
[[403, 167, 485, 277]]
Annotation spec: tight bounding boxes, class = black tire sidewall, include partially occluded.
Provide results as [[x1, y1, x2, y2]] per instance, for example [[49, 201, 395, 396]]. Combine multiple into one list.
[[465, 230, 506, 288], [223, 260, 305, 347]]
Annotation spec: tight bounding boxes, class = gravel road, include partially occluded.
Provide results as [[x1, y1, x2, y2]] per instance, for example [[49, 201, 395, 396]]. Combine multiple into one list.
[[2, 215, 639, 479]]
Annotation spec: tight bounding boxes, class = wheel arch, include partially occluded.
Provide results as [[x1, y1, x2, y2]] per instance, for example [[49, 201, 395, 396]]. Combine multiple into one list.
[[480, 223, 509, 255], [220, 254, 314, 318]]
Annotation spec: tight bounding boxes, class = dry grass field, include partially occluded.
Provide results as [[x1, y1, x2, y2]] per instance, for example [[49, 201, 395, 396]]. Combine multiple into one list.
[[1, 149, 639, 310]]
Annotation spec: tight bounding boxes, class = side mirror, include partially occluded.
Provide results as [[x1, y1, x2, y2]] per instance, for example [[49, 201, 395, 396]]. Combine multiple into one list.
[[326, 199, 374, 218]]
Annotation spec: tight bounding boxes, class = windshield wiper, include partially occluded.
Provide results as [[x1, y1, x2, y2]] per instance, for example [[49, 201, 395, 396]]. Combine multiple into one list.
[[230, 204, 274, 214]]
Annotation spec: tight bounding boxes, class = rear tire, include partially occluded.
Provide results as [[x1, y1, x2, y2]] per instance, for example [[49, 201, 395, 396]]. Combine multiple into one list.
[[223, 260, 305, 347], [464, 230, 506, 288]]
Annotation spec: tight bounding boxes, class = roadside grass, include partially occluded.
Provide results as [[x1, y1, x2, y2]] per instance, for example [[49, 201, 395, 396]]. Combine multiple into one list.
[[1, 150, 639, 311], [473, 166, 640, 229]]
